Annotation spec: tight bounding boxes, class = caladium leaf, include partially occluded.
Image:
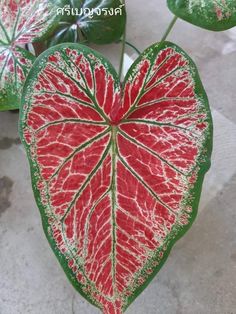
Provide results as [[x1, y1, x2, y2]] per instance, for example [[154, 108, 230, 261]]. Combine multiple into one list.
[[0, 0, 59, 110], [20, 42, 212, 313], [48, 0, 126, 46], [0, 0, 59, 45], [0, 46, 35, 111], [167, 0, 236, 31]]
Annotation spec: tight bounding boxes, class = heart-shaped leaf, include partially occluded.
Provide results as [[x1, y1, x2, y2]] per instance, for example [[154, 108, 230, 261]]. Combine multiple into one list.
[[20, 42, 212, 313], [167, 0, 236, 31], [0, 0, 59, 111], [48, 0, 126, 46]]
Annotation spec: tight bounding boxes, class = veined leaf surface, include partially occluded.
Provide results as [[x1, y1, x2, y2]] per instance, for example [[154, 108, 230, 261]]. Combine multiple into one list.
[[20, 42, 213, 313], [0, 46, 35, 110], [0, 0, 58, 110], [49, 0, 126, 46], [167, 0, 236, 31]]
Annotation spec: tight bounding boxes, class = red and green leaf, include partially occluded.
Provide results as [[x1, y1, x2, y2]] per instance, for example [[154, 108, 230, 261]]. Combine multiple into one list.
[[0, 0, 59, 110], [167, 0, 236, 31], [20, 42, 213, 313], [0, 46, 35, 110]]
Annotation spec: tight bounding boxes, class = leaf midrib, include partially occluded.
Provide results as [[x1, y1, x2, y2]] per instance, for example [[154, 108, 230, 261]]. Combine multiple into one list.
[[111, 125, 118, 297]]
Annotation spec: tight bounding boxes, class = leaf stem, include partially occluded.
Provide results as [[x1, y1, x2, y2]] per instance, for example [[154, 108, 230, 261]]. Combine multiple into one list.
[[117, 40, 141, 55], [125, 40, 141, 55], [118, 24, 126, 82], [160, 15, 178, 43]]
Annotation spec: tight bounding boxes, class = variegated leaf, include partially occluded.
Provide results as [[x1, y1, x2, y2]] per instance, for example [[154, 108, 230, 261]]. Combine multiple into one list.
[[0, 0, 58, 110], [0, 46, 35, 110], [20, 42, 213, 314], [167, 0, 236, 31]]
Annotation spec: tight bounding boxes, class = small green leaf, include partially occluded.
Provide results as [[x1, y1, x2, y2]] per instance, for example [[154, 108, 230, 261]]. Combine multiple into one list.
[[49, 0, 126, 45], [167, 0, 236, 31]]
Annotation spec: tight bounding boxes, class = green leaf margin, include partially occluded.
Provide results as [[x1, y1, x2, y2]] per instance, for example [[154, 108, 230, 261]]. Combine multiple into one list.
[[19, 42, 213, 312]]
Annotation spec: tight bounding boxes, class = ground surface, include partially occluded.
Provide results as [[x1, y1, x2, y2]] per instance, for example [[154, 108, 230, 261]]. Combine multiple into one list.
[[0, 0, 236, 313]]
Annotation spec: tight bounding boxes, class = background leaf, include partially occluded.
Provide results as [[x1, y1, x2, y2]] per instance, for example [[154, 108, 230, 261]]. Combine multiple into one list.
[[48, 0, 126, 46], [0, 0, 59, 44], [167, 0, 236, 31], [20, 42, 212, 313], [80, 0, 126, 44], [0, 0, 59, 110], [0, 47, 35, 111]]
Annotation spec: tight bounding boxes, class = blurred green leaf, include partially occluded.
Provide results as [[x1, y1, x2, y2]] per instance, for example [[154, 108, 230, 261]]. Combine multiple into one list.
[[167, 0, 236, 31], [48, 0, 126, 46]]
